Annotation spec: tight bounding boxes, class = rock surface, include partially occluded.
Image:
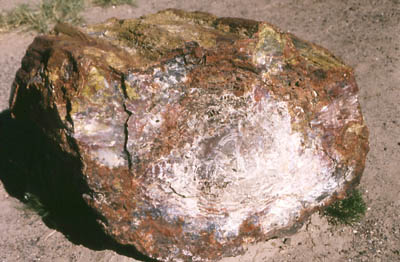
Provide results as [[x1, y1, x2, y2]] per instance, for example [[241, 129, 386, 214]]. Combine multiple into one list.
[[9, 9, 369, 262]]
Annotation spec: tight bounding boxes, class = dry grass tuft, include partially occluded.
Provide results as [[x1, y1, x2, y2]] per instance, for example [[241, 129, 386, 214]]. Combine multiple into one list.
[[0, 0, 84, 33], [0, 0, 136, 33]]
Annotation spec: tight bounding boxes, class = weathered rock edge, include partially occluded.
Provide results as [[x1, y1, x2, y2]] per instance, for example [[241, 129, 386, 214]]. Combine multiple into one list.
[[9, 9, 369, 262]]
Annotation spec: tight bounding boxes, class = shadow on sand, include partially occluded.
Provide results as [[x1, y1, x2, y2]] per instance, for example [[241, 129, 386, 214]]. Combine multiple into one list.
[[0, 109, 158, 262]]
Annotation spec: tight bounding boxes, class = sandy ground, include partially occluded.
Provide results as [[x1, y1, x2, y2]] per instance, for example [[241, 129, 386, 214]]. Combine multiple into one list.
[[0, 0, 399, 261]]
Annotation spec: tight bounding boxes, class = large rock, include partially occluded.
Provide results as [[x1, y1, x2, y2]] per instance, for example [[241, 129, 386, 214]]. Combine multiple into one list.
[[9, 9, 369, 262]]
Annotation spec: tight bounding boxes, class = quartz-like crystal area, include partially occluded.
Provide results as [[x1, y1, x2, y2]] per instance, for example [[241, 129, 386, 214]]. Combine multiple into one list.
[[10, 9, 369, 262]]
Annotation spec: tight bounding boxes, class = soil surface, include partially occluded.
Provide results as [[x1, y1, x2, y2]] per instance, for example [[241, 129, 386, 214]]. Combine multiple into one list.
[[0, 0, 399, 261]]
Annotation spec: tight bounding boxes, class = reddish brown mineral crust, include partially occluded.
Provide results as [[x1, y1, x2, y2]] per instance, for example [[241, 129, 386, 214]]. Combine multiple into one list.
[[10, 9, 369, 262]]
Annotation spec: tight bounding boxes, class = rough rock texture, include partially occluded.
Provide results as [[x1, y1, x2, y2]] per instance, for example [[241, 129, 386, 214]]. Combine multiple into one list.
[[9, 9, 369, 262]]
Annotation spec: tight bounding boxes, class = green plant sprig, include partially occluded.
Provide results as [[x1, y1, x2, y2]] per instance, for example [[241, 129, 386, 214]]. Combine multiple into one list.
[[322, 188, 367, 226]]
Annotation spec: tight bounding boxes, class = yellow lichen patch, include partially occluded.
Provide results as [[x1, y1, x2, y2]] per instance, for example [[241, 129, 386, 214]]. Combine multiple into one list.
[[87, 66, 106, 92], [82, 47, 126, 70], [253, 24, 286, 72], [346, 123, 366, 136], [256, 24, 285, 55], [124, 81, 139, 100], [80, 66, 107, 99]]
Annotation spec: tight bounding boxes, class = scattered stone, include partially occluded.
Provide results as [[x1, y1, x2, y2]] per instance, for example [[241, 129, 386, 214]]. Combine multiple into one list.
[[9, 9, 369, 262]]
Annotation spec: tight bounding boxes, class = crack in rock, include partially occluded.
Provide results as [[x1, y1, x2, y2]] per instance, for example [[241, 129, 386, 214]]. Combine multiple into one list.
[[119, 75, 133, 172]]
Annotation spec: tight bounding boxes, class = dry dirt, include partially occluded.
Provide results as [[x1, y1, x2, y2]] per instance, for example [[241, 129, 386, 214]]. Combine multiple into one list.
[[0, 0, 399, 261]]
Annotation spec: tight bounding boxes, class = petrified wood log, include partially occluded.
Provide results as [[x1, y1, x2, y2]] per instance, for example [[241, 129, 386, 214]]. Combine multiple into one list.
[[10, 9, 369, 262]]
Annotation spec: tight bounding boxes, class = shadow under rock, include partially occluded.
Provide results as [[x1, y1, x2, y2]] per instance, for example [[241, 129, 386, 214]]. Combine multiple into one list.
[[0, 109, 158, 262]]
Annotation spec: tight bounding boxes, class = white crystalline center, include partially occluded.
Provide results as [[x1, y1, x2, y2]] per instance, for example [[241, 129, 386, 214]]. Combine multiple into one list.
[[146, 86, 340, 238]]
